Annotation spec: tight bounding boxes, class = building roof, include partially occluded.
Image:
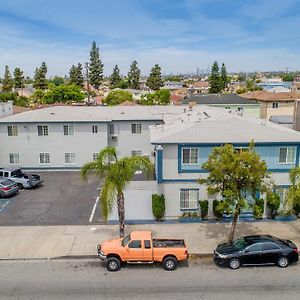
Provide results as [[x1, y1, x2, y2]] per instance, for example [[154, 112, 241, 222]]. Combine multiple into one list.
[[240, 91, 300, 102], [192, 81, 209, 88], [182, 93, 259, 105], [150, 106, 300, 144], [0, 105, 193, 123]]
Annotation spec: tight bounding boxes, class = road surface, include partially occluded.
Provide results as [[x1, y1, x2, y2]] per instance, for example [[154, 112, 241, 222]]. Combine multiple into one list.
[[0, 258, 299, 299]]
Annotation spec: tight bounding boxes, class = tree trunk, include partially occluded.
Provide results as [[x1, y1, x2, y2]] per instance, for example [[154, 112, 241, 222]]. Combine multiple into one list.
[[117, 192, 125, 238], [228, 202, 241, 243]]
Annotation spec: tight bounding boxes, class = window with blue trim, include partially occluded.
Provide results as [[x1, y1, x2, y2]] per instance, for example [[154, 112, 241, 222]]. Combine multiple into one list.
[[180, 189, 199, 210], [182, 148, 199, 165], [279, 147, 296, 164]]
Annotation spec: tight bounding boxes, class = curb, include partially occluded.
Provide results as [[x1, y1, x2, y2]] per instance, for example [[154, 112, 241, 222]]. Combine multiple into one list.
[[0, 253, 213, 261]]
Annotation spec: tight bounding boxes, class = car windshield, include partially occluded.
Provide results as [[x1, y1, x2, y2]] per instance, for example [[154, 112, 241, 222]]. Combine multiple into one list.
[[233, 238, 247, 250], [11, 169, 23, 178], [121, 235, 131, 247]]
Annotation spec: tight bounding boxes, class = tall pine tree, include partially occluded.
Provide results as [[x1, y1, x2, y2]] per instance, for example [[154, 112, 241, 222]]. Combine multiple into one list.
[[76, 63, 84, 87], [33, 62, 48, 90], [220, 63, 228, 91], [2, 65, 13, 92], [146, 64, 164, 91], [89, 41, 104, 89], [209, 61, 221, 93], [110, 65, 121, 88], [69, 65, 77, 84], [13, 67, 25, 88], [128, 60, 141, 89]]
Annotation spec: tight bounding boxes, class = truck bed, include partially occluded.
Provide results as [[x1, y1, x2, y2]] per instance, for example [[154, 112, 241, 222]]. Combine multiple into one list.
[[153, 239, 185, 248]]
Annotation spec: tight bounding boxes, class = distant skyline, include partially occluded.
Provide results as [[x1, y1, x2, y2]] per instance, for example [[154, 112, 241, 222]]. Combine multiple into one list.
[[1, 0, 300, 77]]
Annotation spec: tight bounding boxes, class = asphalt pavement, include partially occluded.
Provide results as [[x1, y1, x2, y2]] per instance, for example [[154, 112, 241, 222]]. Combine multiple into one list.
[[0, 171, 103, 226], [0, 258, 299, 299]]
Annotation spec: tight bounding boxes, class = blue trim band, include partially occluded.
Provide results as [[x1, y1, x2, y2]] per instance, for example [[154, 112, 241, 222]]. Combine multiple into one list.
[[157, 149, 163, 183]]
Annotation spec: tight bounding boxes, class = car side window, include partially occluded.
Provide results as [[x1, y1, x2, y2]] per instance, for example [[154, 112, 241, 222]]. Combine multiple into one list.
[[0, 171, 3, 176], [144, 240, 151, 249], [4, 172, 9, 177], [246, 243, 262, 252], [128, 240, 141, 249], [262, 243, 280, 251]]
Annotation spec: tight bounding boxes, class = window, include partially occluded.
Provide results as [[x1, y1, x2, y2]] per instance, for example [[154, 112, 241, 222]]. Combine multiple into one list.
[[245, 243, 262, 253], [131, 123, 142, 134], [262, 243, 280, 251], [93, 153, 98, 161], [144, 240, 151, 249], [38, 125, 49, 136], [274, 187, 289, 208], [7, 125, 18, 136], [39, 153, 50, 164], [182, 148, 199, 165], [272, 102, 279, 109], [63, 125, 74, 136], [180, 189, 199, 210], [109, 124, 119, 135], [131, 150, 142, 157], [92, 125, 98, 133], [279, 147, 296, 164], [234, 147, 249, 153], [65, 152, 75, 164], [9, 153, 20, 164], [128, 240, 141, 248]]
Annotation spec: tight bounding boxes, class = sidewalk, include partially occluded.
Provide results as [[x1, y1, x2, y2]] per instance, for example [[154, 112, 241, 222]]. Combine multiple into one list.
[[0, 220, 300, 260]]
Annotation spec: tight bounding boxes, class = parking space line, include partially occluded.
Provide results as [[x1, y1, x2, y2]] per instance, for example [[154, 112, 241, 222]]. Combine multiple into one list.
[[0, 199, 10, 213], [89, 196, 99, 223]]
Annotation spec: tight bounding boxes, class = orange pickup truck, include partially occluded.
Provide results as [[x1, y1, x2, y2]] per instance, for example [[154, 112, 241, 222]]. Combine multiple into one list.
[[97, 231, 188, 271]]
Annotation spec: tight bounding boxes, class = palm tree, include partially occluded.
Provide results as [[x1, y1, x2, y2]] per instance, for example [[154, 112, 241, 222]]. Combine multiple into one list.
[[80, 147, 153, 237]]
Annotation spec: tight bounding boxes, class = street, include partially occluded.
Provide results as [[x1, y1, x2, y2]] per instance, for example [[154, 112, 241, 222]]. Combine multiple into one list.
[[0, 258, 299, 299]]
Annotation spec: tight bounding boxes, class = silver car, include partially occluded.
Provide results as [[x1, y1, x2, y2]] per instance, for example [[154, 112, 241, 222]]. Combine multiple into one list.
[[0, 178, 19, 197]]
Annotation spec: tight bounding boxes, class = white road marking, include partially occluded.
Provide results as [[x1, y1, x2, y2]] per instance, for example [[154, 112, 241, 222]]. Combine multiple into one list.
[[0, 200, 10, 212], [89, 196, 99, 223]]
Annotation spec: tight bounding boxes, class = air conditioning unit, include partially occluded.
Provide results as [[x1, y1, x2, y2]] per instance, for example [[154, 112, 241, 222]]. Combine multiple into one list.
[[151, 151, 156, 157]]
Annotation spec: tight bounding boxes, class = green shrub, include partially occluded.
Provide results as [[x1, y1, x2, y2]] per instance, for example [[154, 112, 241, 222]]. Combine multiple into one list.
[[152, 194, 165, 221], [199, 200, 209, 219], [253, 198, 264, 219], [179, 211, 200, 219], [266, 192, 280, 218], [213, 200, 223, 220]]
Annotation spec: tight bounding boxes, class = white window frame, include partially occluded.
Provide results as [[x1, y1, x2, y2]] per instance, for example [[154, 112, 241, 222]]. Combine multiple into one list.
[[92, 125, 98, 134], [180, 189, 199, 210], [182, 147, 199, 165], [9, 153, 20, 164], [131, 150, 142, 157], [38, 125, 49, 136], [7, 125, 18, 136], [65, 152, 76, 164], [278, 147, 296, 164], [63, 124, 74, 136], [39, 152, 50, 164], [131, 123, 142, 134]]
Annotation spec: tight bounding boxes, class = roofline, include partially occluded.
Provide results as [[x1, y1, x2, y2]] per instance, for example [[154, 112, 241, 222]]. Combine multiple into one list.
[[152, 141, 300, 146]]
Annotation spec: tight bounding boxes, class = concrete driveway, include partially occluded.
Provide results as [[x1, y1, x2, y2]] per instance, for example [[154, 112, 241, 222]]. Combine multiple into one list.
[[0, 172, 104, 226]]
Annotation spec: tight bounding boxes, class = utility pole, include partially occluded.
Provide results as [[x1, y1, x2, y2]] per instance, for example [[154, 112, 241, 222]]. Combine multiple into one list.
[[85, 62, 90, 103]]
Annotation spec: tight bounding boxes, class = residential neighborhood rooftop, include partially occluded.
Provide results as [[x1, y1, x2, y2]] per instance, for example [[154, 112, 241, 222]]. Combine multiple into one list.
[[182, 93, 258, 105], [240, 91, 300, 102], [150, 106, 300, 144]]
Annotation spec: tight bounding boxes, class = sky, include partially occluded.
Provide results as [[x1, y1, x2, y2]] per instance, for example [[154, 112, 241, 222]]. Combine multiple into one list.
[[1, 0, 300, 77]]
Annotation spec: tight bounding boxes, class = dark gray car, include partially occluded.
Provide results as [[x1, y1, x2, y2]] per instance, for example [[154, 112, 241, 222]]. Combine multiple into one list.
[[0, 178, 19, 197]]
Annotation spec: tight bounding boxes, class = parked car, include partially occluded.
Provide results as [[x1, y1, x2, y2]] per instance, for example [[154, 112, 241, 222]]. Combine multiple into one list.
[[214, 235, 298, 270], [0, 168, 42, 189], [97, 230, 188, 271], [0, 178, 19, 197]]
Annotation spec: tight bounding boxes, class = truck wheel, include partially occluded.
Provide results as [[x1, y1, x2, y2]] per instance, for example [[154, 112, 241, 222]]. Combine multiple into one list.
[[17, 183, 24, 190], [106, 257, 121, 272], [163, 256, 177, 271]]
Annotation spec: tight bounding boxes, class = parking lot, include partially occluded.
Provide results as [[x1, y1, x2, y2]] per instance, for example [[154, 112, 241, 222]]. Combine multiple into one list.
[[0, 172, 104, 226]]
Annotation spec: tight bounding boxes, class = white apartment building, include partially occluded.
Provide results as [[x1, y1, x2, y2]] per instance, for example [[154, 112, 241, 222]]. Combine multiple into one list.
[[0, 101, 13, 118], [0, 105, 187, 169]]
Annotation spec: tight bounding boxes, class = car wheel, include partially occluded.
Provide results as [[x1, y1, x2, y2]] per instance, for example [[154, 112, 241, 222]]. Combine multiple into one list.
[[17, 183, 24, 190], [106, 257, 121, 272], [228, 258, 241, 270], [163, 256, 177, 271], [277, 256, 289, 268]]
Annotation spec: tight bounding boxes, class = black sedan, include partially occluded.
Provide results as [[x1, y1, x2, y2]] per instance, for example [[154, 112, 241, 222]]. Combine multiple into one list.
[[214, 235, 298, 269]]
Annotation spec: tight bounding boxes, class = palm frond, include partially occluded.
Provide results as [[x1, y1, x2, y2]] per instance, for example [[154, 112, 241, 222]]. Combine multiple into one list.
[[100, 179, 117, 221], [80, 161, 102, 181]]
